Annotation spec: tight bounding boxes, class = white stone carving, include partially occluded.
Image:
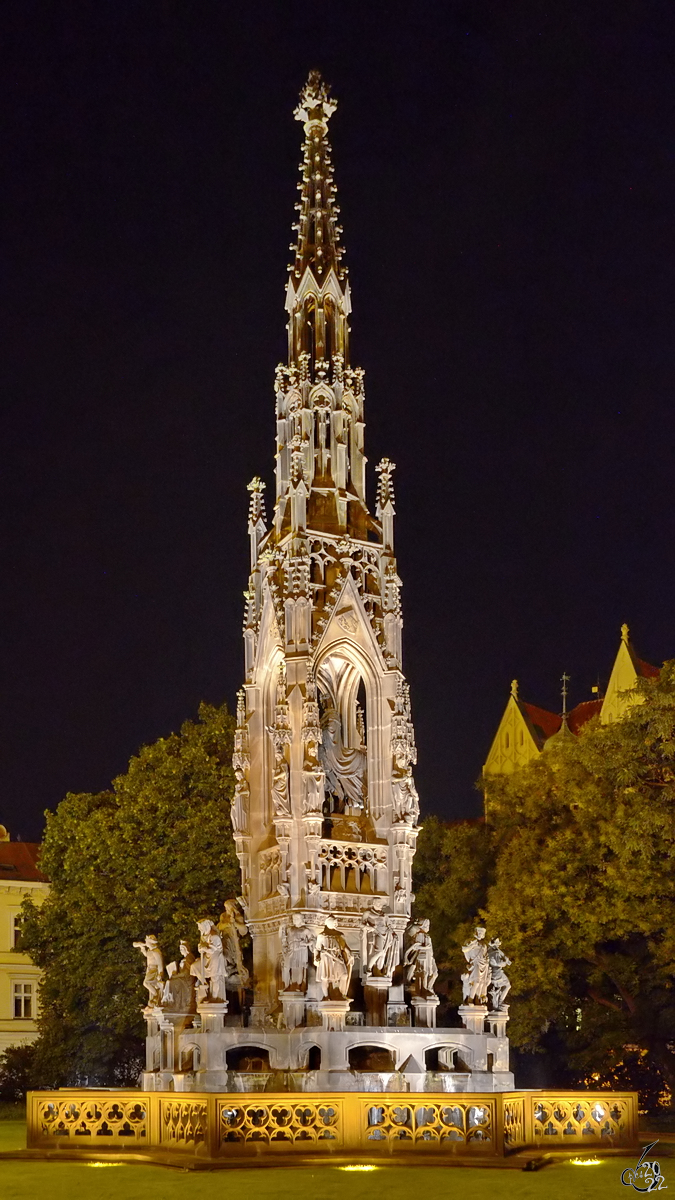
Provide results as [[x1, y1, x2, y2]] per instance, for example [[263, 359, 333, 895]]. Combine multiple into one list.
[[280, 914, 314, 991], [314, 916, 354, 998], [190, 920, 227, 1004], [270, 747, 291, 817], [319, 705, 366, 810], [162, 940, 196, 1013], [362, 900, 398, 979], [133, 935, 164, 1009], [404, 919, 438, 997], [461, 926, 490, 1004], [488, 938, 512, 1010]]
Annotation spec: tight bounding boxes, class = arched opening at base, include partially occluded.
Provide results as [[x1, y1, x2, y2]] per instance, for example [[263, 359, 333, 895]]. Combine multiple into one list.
[[306, 1045, 322, 1071], [349, 1045, 397, 1073], [226, 1046, 271, 1073]]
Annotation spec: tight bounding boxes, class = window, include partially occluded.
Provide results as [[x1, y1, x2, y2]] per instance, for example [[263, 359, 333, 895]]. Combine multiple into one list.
[[13, 982, 33, 1019], [13, 914, 22, 949]]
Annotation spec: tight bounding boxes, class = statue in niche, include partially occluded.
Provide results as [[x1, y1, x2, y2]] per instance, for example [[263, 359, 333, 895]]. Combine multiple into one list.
[[190, 919, 227, 1004], [393, 880, 408, 914], [218, 899, 250, 1005], [363, 900, 398, 979], [231, 767, 249, 834], [280, 913, 315, 991], [391, 759, 420, 824], [270, 746, 291, 817], [162, 940, 197, 1013], [488, 938, 512, 1010], [314, 915, 354, 998], [133, 934, 165, 1009], [319, 703, 366, 811], [302, 737, 325, 815], [403, 918, 438, 997], [461, 926, 490, 1005]]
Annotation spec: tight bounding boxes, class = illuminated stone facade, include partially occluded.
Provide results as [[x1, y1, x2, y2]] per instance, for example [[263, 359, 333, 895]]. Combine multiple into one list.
[[141, 74, 513, 1094], [483, 623, 659, 779]]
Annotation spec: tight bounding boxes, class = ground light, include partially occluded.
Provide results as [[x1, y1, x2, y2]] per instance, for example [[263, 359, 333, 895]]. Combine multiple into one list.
[[337, 1165, 380, 1171], [570, 1157, 603, 1165]]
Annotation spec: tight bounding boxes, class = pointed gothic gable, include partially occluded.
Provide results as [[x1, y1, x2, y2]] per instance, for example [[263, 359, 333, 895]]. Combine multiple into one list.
[[484, 624, 658, 781], [315, 570, 387, 670], [600, 625, 659, 725], [483, 693, 544, 776]]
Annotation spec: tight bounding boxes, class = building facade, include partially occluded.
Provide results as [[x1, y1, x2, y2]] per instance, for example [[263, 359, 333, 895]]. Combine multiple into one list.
[[0, 826, 48, 1054], [483, 623, 660, 778]]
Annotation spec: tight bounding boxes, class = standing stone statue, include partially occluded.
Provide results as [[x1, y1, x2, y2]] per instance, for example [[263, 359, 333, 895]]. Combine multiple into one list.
[[162, 940, 197, 1013], [403, 918, 438, 996], [363, 901, 398, 978], [133, 934, 165, 1009], [461, 925, 490, 1004], [488, 938, 512, 1010], [218, 898, 250, 1006], [280, 913, 314, 990], [319, 705, 366, 810], [270, 747, 291, 817], [190, 919, 227, 1003], [231, 768, 249, 835], [314, 915, 354, 998], [391, 746, 420, 825]]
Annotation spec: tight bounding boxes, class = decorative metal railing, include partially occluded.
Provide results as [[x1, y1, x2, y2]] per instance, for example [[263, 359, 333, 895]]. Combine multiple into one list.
[[26, 1088, 638, 1162]]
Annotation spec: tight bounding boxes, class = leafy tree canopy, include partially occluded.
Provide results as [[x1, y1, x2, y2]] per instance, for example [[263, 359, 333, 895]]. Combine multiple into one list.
[[21, 701, 239, 1087], [414, 665, 675, 1109]]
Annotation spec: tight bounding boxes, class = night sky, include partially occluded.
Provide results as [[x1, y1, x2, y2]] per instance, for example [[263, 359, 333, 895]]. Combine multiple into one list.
[[3, 4, 675, 842]]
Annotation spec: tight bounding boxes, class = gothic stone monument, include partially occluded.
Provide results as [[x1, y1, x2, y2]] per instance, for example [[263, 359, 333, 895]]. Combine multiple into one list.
[[141, 72, 514, 1095]]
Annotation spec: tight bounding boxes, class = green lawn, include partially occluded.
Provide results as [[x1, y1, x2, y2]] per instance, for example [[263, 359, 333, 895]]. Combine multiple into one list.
[[0, 1120, 662, 1200]]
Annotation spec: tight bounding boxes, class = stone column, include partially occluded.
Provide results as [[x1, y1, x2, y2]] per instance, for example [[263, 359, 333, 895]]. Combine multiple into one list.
[[458, 1004, 488, 1035], [411, 995, 440, 1028]]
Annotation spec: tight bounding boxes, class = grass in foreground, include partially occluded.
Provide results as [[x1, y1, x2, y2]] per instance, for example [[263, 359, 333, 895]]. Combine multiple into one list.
[[0, 1122, 655, 1200]]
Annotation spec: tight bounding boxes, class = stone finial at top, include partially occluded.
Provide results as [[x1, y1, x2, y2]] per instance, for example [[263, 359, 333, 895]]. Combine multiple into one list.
[[510, 679, 519, 700], [621, 622, 630, 644], [294, 70, 337, 132]]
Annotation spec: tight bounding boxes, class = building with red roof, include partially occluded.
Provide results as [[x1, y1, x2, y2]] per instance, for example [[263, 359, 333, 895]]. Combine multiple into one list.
[[483, 624, 660, 780], [0, 825, 49, 1052]]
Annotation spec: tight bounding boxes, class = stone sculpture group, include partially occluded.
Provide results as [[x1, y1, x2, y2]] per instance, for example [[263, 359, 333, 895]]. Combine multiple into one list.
[[461, 926, 512, 1010], [136, 910, 511, 1017]]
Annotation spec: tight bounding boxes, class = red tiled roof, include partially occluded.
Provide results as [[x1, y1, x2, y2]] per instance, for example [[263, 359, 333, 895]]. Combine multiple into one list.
[[521, 702, 561, 745], [521, 697, 603, 745], [0, 842, 48, 883], [568, 698, 603, 734], [634, 655, 660, 680]]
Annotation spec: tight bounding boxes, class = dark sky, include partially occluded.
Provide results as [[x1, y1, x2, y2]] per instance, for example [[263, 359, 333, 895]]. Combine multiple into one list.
[[3, 3, 675, 841]]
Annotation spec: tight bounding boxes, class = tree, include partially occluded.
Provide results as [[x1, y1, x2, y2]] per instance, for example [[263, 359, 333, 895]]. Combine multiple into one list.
[[413, 815, 493, 1020], [482, 665, 675, 1109], [21, 701, 240, 1087]]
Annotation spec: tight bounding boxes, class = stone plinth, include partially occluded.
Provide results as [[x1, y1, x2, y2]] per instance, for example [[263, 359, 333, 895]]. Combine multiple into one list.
[[364, 978, 391, 1026], [488, 1005, 509, 1038], [197, 1001, 228, 1033], [319, 998, 351, 1032], [411, 994, 440, 1028], [279, 990, 306, 1030], [458, 1004, 488, 1035]]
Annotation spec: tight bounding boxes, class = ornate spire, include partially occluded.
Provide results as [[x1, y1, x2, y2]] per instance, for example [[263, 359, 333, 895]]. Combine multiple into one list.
[[286, 72, 350, 370], [289, 71, 346, 288]]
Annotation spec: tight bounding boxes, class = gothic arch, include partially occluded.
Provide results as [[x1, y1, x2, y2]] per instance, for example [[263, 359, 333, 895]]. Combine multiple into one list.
[[314, 636, 386, 818]]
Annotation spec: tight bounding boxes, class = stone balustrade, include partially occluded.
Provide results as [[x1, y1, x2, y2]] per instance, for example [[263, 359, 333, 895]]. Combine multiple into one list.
[[25, 1088, 638, 1164]]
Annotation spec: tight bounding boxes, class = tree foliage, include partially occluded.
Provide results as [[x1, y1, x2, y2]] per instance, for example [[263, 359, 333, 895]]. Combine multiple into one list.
[[413, 815, 492, 1020], [414, 666, 675, 1110], [21, 702, 239, 1087]]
